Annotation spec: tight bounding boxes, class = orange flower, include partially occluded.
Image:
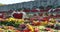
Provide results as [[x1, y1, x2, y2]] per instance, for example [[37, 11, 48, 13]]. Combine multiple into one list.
[[16, 30, 20, 32]]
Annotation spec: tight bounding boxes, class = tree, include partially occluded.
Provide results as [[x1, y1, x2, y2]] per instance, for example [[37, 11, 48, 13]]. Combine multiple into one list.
[[0, 3, 4, 6]]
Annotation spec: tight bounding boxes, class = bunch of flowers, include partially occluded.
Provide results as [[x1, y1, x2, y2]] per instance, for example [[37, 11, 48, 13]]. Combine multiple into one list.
[[0, 25, 20, 32], [0, 17, 24, 28], [0, 17, 60, 32]]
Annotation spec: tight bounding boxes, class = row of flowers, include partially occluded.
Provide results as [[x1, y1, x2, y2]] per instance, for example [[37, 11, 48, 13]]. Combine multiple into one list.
[[0, 17, 24, 32], [0, 17, 60, 32]]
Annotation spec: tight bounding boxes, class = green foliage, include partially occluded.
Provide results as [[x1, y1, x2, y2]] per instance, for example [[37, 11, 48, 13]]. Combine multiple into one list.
[[0, 21, 20, 28], [0, 3, 4, 6]]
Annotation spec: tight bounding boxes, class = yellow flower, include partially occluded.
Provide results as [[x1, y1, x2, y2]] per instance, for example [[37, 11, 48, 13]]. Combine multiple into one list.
[[15, 19, 24, 24], [0, 28, 4, 32], [7, 17, 15, 21], [18, 19, 24, 22], [38, 26, 45, 30], [26, 23, 34, 32], [19, 19, 24, 21], [49, 18, 55, 23], [0, 28, 3, 30], [49, 22, 54, 25]]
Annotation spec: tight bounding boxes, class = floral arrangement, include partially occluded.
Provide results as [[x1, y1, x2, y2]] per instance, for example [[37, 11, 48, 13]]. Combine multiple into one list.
[[0, 17, 60, 32]]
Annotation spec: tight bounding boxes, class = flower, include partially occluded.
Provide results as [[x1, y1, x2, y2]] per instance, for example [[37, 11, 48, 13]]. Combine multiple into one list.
[[8, 17, 15, 21]]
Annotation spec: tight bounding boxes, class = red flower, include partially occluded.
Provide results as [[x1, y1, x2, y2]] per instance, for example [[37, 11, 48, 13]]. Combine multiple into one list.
[[13, 13, 23, 19]]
